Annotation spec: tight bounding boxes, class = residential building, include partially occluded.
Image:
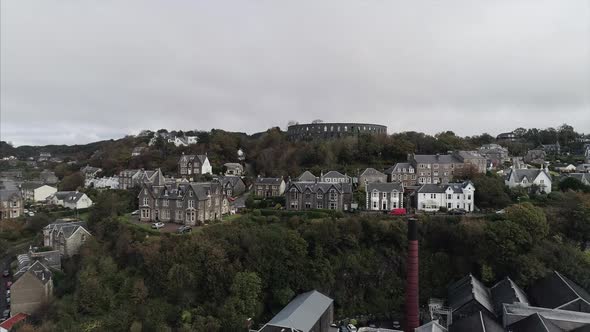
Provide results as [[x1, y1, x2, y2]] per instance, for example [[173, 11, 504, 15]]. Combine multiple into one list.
[[138, 172, 225, 225], [385, 162, 417, 187], [168, 135, 198, 147], [0, 179, 23, 220], [366, 182, 404, 211], [478, 144, 510, 168], [118, 169, 161, 189], [496, 132, 517, 141], [178, 154, 212, 180], [0, 313, 29, 332], [85, 176, 119, 189], [38, 152, 52, 162], [358, 168, 387, 189], [319, 170, 352, 184], [10, 261, 53, 315], [555, 164, 577, 173], [296, 171, 317, 182], [565, 173, 590, 186], [541, 142, 561, 155], [214, 176, 246, 197], [285, 181, 352, 211], [223, 163, 244, 176], [258, 290, 334, 332], [577, 164, 590, 173], [415, 181, 475, 212], [16, 249, 61, 272], [20, 182, 57, 202], [43, 220, 92, 257], [47, 191, 93, 209], [80, 165, 102, 179], [253, 176, 286, 197], [408, 152, 486, 186], [524, 149, 546, 165], [505, 168, 552, 194], [39, 170, 58, 185]]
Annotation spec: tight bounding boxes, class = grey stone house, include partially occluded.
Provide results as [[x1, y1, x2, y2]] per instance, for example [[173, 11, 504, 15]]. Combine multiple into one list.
[[366, 182, 404, 211], [359, 168, 387, 189], [385, 162, 417, 187], [253, 177, 286, 197], [138, 172, 224, 225], [223, 163, 244, 176], [43, 220, 92, 257], [10, 261, 53, 315], [214, 176, 246, 197], [178, 154, 212, 180], [285, 181, 352, 211]]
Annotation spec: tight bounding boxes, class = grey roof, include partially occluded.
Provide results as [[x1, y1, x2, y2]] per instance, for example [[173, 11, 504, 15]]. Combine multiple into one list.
[[490, 277, 529, 315], [44, 220, 88, 239], [529, 271, 590, 310], [224, 162, 242, 168], [22, 261, 53, 285], [413, 154, 461, 164], [263, 290, 333, 332], [179, 154, 208, 164], [577, 164, 590, 172], [52, 191, 76, 200], [503, 303, 590, 331], [289, 181, 352, 194], [360, 168, 386, 177], [322, 170, 348, 178], [255, 177, 283, 185], [416, 182, 473, 194], [567, 173, 589, 183], [416, 320, 448, 332], [20, 182, 46, 190], [297, 171, 317, 182], [508, 312, 564, 332], [507, 169, 549, 183], [366, 182, 403, 192], [215, 176, 243, 188], [448, 274, 496, 317], [0, 179, 21, 200], [449, 311, 504, 332]]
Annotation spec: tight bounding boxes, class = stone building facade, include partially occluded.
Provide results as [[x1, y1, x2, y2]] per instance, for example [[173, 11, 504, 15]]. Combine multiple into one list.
[[285, 182, 353, 211], [287, 122, 387, 140]]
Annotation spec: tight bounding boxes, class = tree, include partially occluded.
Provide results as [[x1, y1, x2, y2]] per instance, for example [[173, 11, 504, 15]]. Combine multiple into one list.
[[220, 272, 262, 330], [559, 177, 590, 193], [504, 203, 549, 244], [59, 172, 84, 191], [473, 175, 511, 209]]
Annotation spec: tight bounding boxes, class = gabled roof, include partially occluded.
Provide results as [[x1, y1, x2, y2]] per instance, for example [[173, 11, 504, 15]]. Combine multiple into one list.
[[297, 171, 317, 182], [508, 312, 563, 332], [503, 303, 590, 331], [529, 271, 590, 310], [416, 182, 473, 194], [288, 181, 352, 194], [215, 176, 244, 188], [449, 311, 504, 332], [360, 168, 386, 177], [385, 162, 414, 174], [508, 169, 550, 183], [448, 274, 496, 317], [366, 182, 403, 192], [490, 277, 529, 315], [20, 181, 46, 190], [262, 290, 333, 332], [416, 320, 448, 332], [0, 313, 29, 331], [322, 170, 348, 178], [44, 220, 88, 240], [22, 260, 52, 285]]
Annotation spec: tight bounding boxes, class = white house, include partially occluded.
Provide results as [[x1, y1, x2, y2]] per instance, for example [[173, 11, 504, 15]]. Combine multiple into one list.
[[319, 171, 352, 184], [416, 181, 475, 212], [20, 183, 57, 202], [168, 136, 198, 147], [556, 164, 577, 173], [85, 176, 120, 189], [47, 191, 93, 209], [366, 182, 404, 211], [505, 167, 552, 193]]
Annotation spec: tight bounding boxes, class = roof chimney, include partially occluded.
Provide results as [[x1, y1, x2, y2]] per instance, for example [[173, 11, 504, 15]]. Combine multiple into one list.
[[405, 218, 419, 332]]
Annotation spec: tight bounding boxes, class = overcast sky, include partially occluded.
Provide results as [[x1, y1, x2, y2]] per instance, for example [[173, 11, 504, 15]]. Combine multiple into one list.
[[1, 1, 589, 146]]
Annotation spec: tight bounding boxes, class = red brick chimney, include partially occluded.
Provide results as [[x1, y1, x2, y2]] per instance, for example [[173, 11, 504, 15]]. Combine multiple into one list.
[[405, 218, 419, 331]]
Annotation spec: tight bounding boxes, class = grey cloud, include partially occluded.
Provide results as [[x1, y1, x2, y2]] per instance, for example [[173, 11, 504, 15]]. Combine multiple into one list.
[[1, 0, 589, 146]]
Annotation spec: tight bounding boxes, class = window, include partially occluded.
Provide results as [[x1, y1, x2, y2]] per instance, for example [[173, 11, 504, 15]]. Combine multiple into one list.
[[430, 194, 436, 199], [317, 202, 323, 209], [373, 192, 378, 198], [382, 192, 387, 198], [188, 200, 195, 208], [329, 202, 337, 210], [468, 195, 472, 200], [447, 203, 452, 208], [163, 199, 169, 207], [143, 197, 149, 206], [317, 193, 323, 199], [189, 191, 193, 197], [305, 202, 312, 209], [290, 189, 298, 199], [290, 201, 298, 209], [447, 194, 452, 199], [177, 200, 183, 208], [329, 190, 337, 201], [456, 195, 460, 199]]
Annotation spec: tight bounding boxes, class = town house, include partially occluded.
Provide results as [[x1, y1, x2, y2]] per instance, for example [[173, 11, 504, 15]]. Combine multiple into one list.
[[285, 181, 352, 211], [178, 154, 212, 180], [253, 176, 286, 197], [366, 182, 404, 211], [415, 181, 475, 212], [43, 220, 92, 257]]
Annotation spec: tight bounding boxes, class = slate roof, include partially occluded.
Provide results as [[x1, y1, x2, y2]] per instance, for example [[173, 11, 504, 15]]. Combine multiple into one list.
[[24, 260, 53, 285], [0, 179, 21, 200], [508, 312, 563, 332], [416, 320, 448, 332], [297, 171, 317, 182], [51, 191, 76, 200], [366, 182, 403, 192], [255, 177, 283, 185], [503, 303, 590, 331], [448, 274, 496, 317], [289, 181, 352, 194], [413, 154, 461, 164], [20, 181, 46, 190], [385, 162, 413, 174], [416, 182, 473, 194], [322, 170, 348, 178], [490, 277, 529, 315], [528, 271, 590, 310], [262, 290, 333, 332], [360, 168, 386, 177], [44, 220, 88, 239], [449, 311, 504, 332], [507, 169, 549, 183], [215, 176, 243, 188]]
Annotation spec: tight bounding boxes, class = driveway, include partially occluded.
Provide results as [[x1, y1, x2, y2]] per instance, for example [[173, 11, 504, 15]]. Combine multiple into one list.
[[128, 215, 191, 234]]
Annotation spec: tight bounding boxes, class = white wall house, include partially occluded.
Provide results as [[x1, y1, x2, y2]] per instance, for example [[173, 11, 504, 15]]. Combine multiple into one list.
[[416, 181, 475, 212], [48, 191, 93, 209], [366, 182, 404, 211], [21, 183, 57, 202], [505, 168, 552, 194]]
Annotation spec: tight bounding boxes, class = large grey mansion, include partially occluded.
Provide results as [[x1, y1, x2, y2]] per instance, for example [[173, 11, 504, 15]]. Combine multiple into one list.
[[287, 122, 387, 141]]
